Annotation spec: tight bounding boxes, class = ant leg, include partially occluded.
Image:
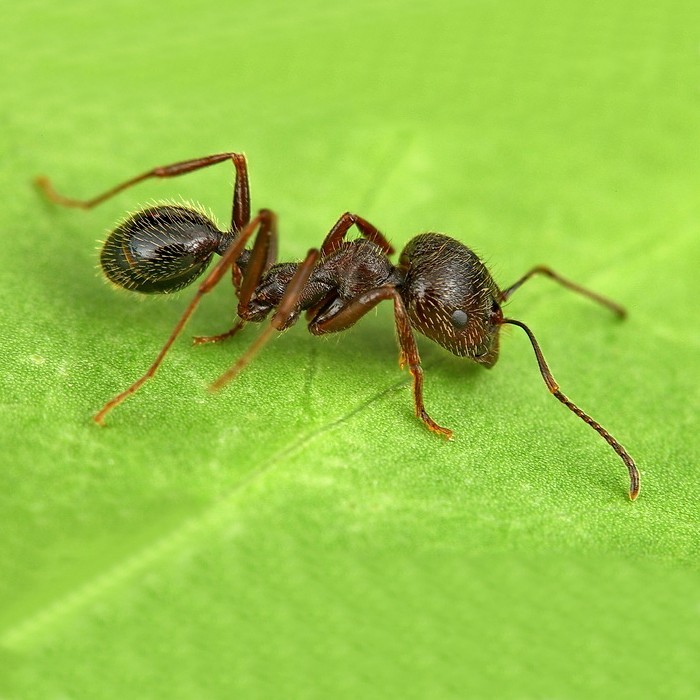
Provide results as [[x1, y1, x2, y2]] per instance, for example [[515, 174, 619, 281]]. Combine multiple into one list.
[[193, 207, 280, 345], [237, 209, 279, 309], [210, 248, 320, 391], [308, 286, 453, 439], [394, 305, 453, 439], [303, 212, 392, 322], [38, 151, 254, 348], [35, 152, 251, 232], [304, 291, 338, 322], [192, 319, 247, 346], [499, 266, 626, 318], [320, 212, 394, 256], [503, 318, 640, 500], [93, 210, 273, 425]]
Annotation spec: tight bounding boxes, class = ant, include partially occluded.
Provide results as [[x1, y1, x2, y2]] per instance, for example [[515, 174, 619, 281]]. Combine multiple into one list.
[[36, 152, 640, 500]]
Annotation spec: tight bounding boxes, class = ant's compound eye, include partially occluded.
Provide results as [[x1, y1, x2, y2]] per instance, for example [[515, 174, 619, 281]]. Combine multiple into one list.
[[451, 309, 469, 328]]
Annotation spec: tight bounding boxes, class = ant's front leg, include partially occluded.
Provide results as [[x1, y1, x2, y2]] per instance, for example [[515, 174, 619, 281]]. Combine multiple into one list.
[[308, 286, 453, 439]]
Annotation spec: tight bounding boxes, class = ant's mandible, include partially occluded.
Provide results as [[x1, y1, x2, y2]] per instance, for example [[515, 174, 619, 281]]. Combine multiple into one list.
[[35, 152, 640, 500]]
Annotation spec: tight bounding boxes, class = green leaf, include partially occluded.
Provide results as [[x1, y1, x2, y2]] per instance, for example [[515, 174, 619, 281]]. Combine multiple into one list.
[[2, 1, 699, 697]]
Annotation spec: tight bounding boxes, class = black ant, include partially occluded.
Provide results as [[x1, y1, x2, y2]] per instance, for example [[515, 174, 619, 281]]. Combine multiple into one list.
[[35, 152, 640, 500]]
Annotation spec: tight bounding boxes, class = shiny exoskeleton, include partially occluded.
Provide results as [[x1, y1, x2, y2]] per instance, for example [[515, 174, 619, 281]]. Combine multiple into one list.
[[36, 152, 640, 500]]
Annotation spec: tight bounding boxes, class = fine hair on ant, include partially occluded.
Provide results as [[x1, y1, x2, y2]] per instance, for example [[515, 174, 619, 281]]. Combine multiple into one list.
[[36, 152, 640, 500]]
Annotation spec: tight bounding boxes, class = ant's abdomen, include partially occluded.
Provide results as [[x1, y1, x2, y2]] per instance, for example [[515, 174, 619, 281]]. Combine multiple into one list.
[[100, 205, 226, 294], [399, 233, 501, 363]]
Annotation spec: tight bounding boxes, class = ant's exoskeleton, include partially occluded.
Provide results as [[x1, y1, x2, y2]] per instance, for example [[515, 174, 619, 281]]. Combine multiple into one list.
[[36, 152, 640, 500]]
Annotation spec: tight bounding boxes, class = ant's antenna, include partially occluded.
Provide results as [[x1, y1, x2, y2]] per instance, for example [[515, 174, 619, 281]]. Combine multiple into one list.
[[503, 318, 640, 500]]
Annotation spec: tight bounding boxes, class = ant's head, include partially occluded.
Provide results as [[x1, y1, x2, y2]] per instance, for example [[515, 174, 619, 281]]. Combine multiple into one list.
[[101, 205, 228, 294], [399, 233, 503, 366]]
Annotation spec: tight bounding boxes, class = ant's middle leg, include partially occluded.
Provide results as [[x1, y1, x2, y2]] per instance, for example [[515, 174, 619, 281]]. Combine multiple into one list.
[[308, 286, 453, 439], [303, 212, 393, 322], [36, 152, 251, 232], [320, 212, 394, 256], [93, 210, 274, 425], [210, 248, 321, 391]]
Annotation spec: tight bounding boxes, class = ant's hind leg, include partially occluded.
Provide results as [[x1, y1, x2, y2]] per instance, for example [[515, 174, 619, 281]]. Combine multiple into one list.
[[308, 286, 453, 439], [193, 206, 280, 346], [210, 248, 320, 391], [35, 152, 251, 232], [192, 319, 247, 346], [93, 210, 272, 425]]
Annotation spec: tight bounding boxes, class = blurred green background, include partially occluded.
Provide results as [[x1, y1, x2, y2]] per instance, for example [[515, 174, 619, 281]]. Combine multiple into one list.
[[1, 0, 699, 697]]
